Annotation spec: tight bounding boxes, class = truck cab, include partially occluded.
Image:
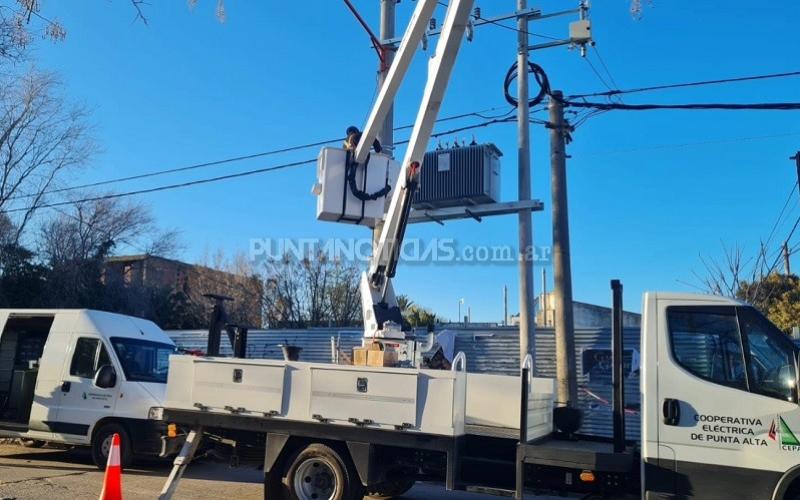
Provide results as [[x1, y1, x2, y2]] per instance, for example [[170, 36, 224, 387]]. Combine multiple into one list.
[[0, 309, 176, 468], [642, 292, 800, 499]]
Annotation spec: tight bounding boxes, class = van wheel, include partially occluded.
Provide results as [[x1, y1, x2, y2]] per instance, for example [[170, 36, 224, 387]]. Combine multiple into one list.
[[285, 443, 362, 500], [91, 423, 133, 470]]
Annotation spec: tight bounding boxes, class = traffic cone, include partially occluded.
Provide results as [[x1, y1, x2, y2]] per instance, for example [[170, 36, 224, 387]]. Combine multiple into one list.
[[99, 433, 123, 500]]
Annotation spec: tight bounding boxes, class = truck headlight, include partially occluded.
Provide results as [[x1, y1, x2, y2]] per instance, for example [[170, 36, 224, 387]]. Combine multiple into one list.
[[148, 406, 164, 420]]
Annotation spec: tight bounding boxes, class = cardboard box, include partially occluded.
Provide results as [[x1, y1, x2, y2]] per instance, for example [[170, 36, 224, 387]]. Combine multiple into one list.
[[367, 344, 398, 367], [353, 343, 398, 367], [353, 346, 369, 366]]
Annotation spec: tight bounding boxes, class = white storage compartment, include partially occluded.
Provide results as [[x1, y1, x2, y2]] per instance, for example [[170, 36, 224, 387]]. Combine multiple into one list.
[[314, 147, 400, 227], [166, 356, 286, 416], [465, 373, 555, 440], [309, 365, 418, 427], [164, 355, 467, 436]]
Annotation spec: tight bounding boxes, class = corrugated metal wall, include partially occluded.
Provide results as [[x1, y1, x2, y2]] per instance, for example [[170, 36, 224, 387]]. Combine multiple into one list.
[[167, 325, 641, 441]]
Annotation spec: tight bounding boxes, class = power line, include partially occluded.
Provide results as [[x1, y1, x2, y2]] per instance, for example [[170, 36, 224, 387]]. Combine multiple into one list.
[[583, 57, 614, 94], [436, 2, 560, 40], [763, 182, 798, 253], [2, 117, 518, 214], [591, 45, 621, 91], [1, 159, 316, 214], [9, 105, 518, 202], [580, 132, 800, 156], [564, 100, 800, 111], [569, 70, 800, 99]]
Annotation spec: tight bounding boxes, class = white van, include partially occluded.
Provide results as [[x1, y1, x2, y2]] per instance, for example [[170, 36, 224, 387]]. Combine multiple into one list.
[[0, 309, 176, 468]]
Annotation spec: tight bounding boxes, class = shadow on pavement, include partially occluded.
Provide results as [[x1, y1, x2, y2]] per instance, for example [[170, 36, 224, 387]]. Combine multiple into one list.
[[1, 445, 262, 483]]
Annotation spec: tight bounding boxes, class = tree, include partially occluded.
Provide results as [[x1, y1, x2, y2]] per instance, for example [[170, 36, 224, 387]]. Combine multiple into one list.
[[404, 304, 439, 332], [261, 251, 362, 328], [195, 249, 263, 328], [37, 197, 179, 309], [738, 274, 800, 333], [0, 71, 94, 241], [0, 240, 46, 307], [396, 295, 413, 312]]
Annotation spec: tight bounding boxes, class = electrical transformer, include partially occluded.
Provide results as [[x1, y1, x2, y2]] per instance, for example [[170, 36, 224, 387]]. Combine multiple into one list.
[[412, 143, 501, 208], [313, 147, 400, 227]]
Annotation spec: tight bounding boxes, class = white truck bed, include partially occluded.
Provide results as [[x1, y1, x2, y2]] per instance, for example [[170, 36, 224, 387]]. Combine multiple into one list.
[[164, 355, 554, 439]]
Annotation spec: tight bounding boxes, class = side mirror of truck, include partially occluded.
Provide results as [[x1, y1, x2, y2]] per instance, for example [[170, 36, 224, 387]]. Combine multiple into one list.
[[94, 365, 117, 389]]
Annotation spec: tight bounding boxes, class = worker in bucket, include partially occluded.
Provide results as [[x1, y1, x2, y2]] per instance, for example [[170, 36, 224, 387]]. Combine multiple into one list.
[[344, 125, 382, 153]]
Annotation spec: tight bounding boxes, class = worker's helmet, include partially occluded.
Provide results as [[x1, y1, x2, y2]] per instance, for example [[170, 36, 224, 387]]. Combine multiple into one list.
[[346, 125, 359, 136]]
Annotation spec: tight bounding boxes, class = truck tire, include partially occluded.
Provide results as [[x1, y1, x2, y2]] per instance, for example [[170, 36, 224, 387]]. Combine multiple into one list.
[[91, 422, 133, 470], [784, 480, 800, 500], [284, 443, 363, 500], [366, 477, 415, 499]]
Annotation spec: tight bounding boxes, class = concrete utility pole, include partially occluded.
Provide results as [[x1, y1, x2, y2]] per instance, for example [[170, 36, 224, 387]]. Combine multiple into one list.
[[503, 285, 508, 326], [549, 90, 577, 407], [372, 0, 396, 247], [784, 241, 792, 276], [516, 0, 536, 368], [541, 268, 547, 326]]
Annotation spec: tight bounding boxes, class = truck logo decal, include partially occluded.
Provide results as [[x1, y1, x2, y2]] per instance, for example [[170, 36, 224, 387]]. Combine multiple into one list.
[[356, 377, 368, 393], [688, 413, 768, 448], [771, 417, 800, 450]]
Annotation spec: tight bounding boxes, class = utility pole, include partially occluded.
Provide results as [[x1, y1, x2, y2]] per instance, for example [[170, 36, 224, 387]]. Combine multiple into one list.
[[541, 268, 547, 327], [784, 241, 792, 275], [503, 285, 508, 326], [549, 90, 577, 407], [378, 0, 396, 157], [516, 0, 536, 369], [372, 0, 396, 249]]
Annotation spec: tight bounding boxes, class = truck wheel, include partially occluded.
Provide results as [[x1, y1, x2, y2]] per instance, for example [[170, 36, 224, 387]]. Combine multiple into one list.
[[91, 422, 133, 470], [366, 477, 415, 499], [784, 480, 800, 500], [285, 443, 362, 500]]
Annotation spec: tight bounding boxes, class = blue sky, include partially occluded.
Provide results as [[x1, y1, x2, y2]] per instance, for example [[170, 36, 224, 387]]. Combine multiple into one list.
[[22, 0, 800, 321]]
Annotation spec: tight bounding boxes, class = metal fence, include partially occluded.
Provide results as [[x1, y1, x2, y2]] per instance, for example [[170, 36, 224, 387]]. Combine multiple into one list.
[[167, 325, 641, 441]]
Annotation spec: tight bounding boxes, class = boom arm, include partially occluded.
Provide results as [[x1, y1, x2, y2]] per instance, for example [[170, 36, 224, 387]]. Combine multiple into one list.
[[358, 0, 475, 339]]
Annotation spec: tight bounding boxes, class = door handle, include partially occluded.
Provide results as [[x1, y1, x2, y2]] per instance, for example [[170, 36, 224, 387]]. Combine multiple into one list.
[[61, 381, 71, 393], [662, 398, 680, 426]]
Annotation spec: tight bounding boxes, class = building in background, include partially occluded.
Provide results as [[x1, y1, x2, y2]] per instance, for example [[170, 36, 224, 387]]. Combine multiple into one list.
[[104, 255, 263, 328], [508, 292, 641, 329]]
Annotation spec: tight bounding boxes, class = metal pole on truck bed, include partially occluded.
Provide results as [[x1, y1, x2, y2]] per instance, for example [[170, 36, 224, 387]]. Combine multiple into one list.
[[611, 280, 626, 453]]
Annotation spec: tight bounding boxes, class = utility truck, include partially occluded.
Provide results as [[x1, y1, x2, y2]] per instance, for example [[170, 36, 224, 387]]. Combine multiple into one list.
[[154, 0, 800, 499], [158, 285, 800, 499], [0, 309, 176, 468]]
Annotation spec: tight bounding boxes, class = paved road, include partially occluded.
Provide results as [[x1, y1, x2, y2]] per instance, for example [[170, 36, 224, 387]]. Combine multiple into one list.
[[0, 442, 535, 500]]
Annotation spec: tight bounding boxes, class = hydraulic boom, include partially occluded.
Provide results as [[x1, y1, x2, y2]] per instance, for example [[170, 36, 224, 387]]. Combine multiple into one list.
[[353, 0, 475, 345]]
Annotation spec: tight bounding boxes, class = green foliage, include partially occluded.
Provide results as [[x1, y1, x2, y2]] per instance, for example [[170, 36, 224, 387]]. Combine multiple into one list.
[[0, 243, 47, 308], [738, 273, 800, 333], [403, 304, 439, 332]]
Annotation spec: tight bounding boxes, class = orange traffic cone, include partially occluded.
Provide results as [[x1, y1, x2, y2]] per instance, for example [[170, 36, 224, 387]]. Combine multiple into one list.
[[99, 433, 123, 500]]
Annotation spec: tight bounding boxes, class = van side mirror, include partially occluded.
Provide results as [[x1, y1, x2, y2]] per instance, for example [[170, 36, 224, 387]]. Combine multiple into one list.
[[94, 365, 117, 389]]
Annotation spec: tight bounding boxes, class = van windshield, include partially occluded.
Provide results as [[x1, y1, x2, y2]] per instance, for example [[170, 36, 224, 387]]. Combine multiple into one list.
[[110, 337, 175, 383]]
